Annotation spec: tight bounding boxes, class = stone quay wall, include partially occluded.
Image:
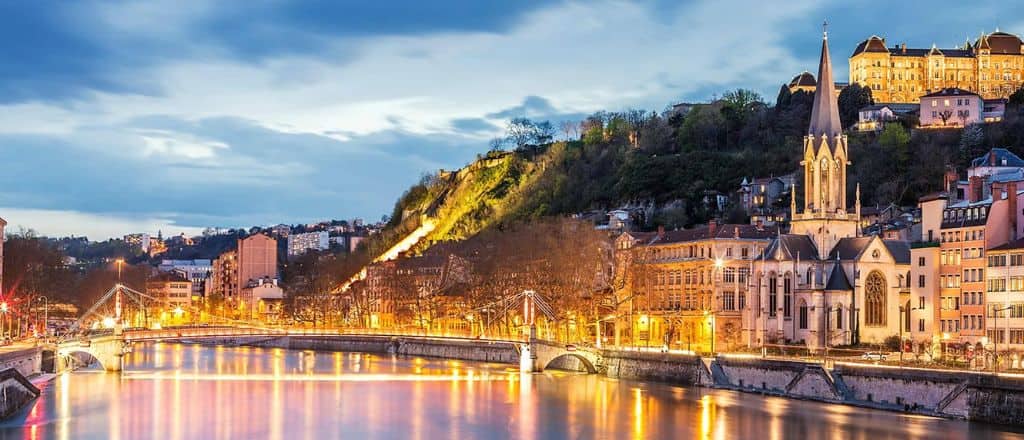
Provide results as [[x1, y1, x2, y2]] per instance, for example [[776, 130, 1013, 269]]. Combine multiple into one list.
[[0, 348, 41, 378], [602, 350, 710, 385]]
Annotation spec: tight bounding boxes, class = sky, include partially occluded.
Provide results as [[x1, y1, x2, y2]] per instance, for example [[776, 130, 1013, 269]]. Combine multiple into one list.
[[0, 1, 1020, 239]]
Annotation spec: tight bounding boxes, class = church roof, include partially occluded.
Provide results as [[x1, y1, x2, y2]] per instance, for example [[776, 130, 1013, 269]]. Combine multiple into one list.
[[824, 263, 852, 291], [883, 240, 911, 264], [827, 236, 874, 260], [808, 32, 843, 139], [760, 234, 819, 261]]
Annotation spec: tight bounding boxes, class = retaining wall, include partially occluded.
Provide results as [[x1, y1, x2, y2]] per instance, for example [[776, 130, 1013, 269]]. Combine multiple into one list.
[[602, 350, 709, 385]]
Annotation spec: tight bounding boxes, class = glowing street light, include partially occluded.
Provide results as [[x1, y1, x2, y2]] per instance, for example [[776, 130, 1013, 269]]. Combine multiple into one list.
[[102, 317, 116, 329]]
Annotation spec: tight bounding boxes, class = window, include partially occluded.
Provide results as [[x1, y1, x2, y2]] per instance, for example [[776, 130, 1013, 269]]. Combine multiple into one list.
[[919, 296, 926, 309], [783, 275, 793, 318], [798, 301, 808, 330], [865, 271, 887, 326], [918, 274, 926, 288], [918, 319, 925, 332], [919, 257, 926, 267], [768, 275, 777, 317]]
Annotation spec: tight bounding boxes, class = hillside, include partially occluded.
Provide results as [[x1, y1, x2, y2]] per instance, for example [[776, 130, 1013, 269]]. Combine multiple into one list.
[[332, 87, 1024, 286]]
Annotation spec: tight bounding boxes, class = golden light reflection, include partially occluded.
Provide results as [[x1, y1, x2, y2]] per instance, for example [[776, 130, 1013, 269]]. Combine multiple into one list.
[[632, 387, 644, 439]]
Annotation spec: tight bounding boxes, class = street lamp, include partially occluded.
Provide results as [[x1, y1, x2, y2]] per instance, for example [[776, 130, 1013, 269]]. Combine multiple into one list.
[[704, 310, 716, 356]]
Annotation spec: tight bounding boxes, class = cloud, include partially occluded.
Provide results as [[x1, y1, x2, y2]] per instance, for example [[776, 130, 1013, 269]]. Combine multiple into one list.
[[0, 0, 830, 238], [0, 207, 204, 240]]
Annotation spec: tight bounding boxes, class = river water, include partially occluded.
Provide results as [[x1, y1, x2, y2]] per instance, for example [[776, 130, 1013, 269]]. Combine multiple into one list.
[[0, 343, 1021, 439]]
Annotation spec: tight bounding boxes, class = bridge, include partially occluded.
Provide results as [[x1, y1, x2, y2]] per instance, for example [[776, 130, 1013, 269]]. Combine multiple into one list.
[[522, 339, 603, 374]]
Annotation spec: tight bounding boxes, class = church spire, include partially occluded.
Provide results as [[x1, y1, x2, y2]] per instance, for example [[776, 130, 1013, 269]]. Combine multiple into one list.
[[808, 20, 842, 138]]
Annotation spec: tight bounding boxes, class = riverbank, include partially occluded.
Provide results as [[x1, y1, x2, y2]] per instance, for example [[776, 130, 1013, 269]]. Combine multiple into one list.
[[184, 334, 1024, 427]]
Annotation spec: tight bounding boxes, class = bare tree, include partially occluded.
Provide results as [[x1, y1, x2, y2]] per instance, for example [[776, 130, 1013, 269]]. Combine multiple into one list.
[[559, 120, 579, 141], [937, 109, 954, 126]]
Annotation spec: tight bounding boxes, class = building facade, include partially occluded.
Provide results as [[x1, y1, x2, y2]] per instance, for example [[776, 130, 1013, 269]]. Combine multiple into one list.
[[146, 272, 193, 311], [209, 251, 238, 300], [287, 231, 329, 258], [919, 88, 983, 127], [850, 31, 1024, 103], [237, 234, 278, 298]]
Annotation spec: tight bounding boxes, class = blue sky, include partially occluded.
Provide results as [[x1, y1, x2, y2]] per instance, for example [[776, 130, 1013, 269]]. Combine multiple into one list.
[[0, 1, 1020, 239]]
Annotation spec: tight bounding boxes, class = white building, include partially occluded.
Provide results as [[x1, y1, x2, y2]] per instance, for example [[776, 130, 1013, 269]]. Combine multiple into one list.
[[920, 88, 982, 127], [159, 259, 212, 299], [287, 231, 329, 258]]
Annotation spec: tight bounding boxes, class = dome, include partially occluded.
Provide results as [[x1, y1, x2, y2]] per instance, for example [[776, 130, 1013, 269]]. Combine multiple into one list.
[[789, 71, 816, 87]]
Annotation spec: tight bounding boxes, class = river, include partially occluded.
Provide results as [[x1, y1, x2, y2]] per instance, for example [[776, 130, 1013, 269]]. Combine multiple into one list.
[[0, 342, 1021, 439]]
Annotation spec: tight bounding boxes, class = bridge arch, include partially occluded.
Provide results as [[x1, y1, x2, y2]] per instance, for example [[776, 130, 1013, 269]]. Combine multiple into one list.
[[542, 353, 598, 374]]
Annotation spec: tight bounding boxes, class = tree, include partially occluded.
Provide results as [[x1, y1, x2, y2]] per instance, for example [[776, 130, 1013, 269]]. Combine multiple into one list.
[[959, 124, 986, 165], [937, 109, 954, 126], [488, 137, 506, 152], [534, 120, 555, 145], [506, 117, 536, 150], [837, 83, 873, 129], [559, 120, 579, 141], [1009, 86, 1024, 109]]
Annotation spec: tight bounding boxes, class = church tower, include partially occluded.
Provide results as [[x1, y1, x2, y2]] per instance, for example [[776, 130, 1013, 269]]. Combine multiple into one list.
[[790, 24, 861, 256]]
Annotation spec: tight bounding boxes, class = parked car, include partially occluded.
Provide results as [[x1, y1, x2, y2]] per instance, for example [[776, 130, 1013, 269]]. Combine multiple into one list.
[[861, 352, 887, 362]]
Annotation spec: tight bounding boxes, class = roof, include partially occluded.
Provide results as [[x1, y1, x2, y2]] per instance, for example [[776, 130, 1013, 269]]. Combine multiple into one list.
[[883, 240, 911, 264], [989, 237, 1024, 252], [148, 272, 191, 283], [760, 234, 819, 261], [824, 263, 852, 291], [983, 31, 1023, 55], [971, 148, 1024, 168], [852, 36, 888, 55], [650, 224, 775, 245], [860, 103, 920, 114], [921, 88, 979, 99], [918, 192, 948, 203], [827, 236, 874, 260], [808, 33, 843, 139], [789, 71, 816, 87]]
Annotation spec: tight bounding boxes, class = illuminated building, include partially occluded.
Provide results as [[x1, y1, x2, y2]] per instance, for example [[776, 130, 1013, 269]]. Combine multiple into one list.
[[850, 30, 1024, 103]]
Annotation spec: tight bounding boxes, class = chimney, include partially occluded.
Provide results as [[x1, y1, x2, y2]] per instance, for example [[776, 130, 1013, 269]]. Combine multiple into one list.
[[901, 43, 907, 54], [708, 220, 718, 237], [944, 168, 959, 195], [969, 176, 984, 202], [657, 225, 665, 239], [1010, 182, 1019, 240], [990, 150, 997, 166]]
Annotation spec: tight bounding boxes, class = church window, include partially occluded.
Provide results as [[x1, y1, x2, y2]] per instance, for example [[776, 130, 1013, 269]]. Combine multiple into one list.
[[865, 271, 887, 326], [783, 275, 793, 318], [768, 274, 778, 317], [798, 300, 808, 330], [835, 305, 843, 329], [820, 159, 830, 207]]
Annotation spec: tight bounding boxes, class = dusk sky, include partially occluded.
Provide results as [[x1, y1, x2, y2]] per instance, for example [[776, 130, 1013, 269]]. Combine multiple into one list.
[[1, 1, 1017, 239]]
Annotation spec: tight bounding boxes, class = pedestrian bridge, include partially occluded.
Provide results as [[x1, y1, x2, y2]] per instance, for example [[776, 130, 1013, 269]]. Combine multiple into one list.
[[523, 339, 603, 374]]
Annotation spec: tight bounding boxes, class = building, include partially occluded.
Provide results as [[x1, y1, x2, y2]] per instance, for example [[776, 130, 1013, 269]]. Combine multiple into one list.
[[786, 71, 847, 96], [616, 222, 775, 351], [919, 88, 983, 127], [237, 234, 278, 301], [241, 277, 285, 322], [855, 103, 918, 131], [287, 231, 329, 258], [158, 259, 212, 299], [209, 251, 238, 300], [752, 28, 911, 350], [984, 99, 1008, 122], [985, 239, 1024, 368], [738, 174, 795, 225], [850, 31, 1024, 103], [146, 272, 193, 312]]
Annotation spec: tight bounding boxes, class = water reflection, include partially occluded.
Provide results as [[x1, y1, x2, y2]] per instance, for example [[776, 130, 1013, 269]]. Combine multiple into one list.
[[1, 342, 1023, 439]]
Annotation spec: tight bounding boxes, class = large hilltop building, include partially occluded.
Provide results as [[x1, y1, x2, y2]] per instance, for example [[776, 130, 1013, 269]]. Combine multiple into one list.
[[753, 28, 911, 349], [850, 30, 1024, 103]]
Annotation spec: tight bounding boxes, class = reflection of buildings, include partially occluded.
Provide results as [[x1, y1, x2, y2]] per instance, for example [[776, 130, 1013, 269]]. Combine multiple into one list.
[[850, 31, 1024, 103]]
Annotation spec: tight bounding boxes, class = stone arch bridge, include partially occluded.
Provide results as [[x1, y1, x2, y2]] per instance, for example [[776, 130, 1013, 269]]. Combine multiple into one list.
[[523, 339, 603, 374]]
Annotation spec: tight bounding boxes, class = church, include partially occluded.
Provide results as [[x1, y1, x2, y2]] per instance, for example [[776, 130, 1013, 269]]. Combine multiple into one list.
[[747, 28, 911, 349]]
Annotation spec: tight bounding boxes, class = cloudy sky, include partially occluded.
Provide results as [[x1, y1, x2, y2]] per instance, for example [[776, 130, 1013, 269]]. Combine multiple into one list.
[[0, 1, 1017, 239]]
